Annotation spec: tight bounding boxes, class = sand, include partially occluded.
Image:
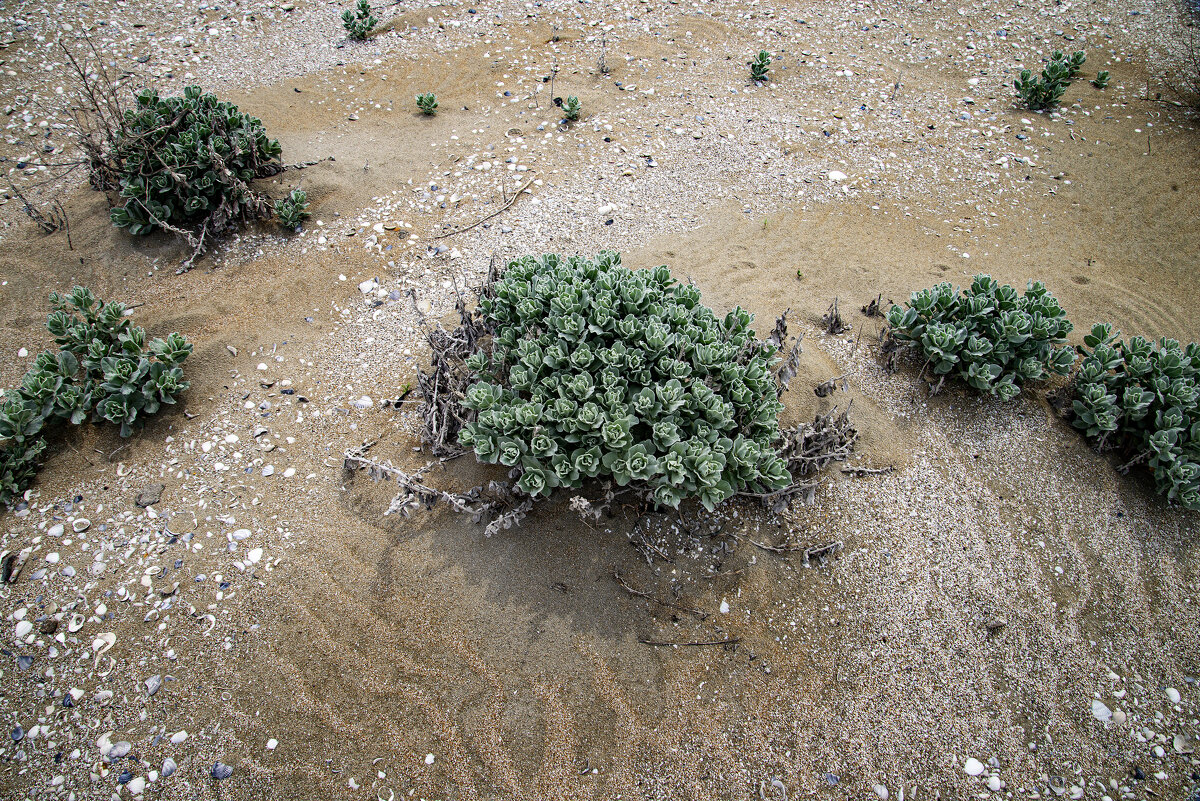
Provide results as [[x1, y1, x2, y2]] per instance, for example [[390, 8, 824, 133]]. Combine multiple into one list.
[[0, 0, 1198, 799]]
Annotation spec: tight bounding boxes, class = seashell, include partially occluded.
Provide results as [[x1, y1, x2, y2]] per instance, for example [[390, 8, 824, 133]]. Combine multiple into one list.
[[68, 614, 85, 633], [93, 689, 113, 706], [107, 741, 132, 759], [14, 620, 33, 639], [72, 518, 91, 533], [201, 614, 216, 635], [92, 632, 115, 668], [96, 655, 115, 677], [211, 762, 233, 780], [1176, 733, 1196, 754], [162, 757, 177, 778]]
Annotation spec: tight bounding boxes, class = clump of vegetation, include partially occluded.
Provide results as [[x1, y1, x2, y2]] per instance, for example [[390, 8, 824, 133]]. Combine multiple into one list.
[[1092, 69, 1111, 89], [562, 95, 582, 122], [750, 50, 771, 83], [274, 189, 310, 230], [1015, 50, 1089, 109], [1071, 324, 1200, 509], [342, 0, 378, 40], [416, 93, 438, 116], [457, 253, 792, 509], [0, 287, 192, 506], [77, 83, 283, 268], [885, 275, 1075, 400], [345, 253, 859, 534]]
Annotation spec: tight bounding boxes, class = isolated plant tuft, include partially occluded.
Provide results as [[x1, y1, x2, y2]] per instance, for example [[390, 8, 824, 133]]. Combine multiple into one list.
[[1015, 49, 1089, 109], [0, 287, 192, 507], [1072, 324, 1200, 509], [562, 95, 582, 122], [274, 189, 310, 230], [416, 93, 438, 115], [105, 86, 282, 253], [456, 252, 793, 510], [886, 275, 1075, 400], [342, 0, 378, 40], [750, 50, 771, 83]]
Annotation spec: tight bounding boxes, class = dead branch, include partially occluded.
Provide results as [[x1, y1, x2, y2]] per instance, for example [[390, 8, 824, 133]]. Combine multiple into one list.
[[639, 637, 740, 647], [841, 465, 895, 476], [823, 297, 848, 335], [613, 571, 707, 619], [432, 175, 536, 239]]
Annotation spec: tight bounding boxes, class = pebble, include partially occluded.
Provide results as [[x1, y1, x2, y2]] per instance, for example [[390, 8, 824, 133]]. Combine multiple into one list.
[[266, 738, 278, 750], [170, 730, 188, 744], [987, 775, 1002, 792], [873, 784, 888, 799], [424, 753, 435, 765], [1166, 687, 1181, 704], [14, 619, 33, 638], [964, 757, 985, 776], [828, 170, 848, 182], [248, 547, 264, 564], [11, 726, 24, 742]]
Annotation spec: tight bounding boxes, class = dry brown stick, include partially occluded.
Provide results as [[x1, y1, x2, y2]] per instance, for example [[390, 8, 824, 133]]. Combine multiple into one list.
[[432, 175, 536, 239], [841, 465, 895, 476], [613, 571, 707, 619], [639, 637, 740, 647]]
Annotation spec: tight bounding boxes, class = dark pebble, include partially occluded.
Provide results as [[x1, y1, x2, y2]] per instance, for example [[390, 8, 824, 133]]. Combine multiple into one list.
[[118, 771, 133, 784], [11, 726, 23, 742]]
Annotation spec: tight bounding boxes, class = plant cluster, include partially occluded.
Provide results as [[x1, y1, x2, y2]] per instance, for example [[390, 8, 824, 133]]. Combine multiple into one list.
[[104, 86, 282, 259], [274, 189, 310, 230], [455, 253, 793, 510], [0, 288, 192, 506], [1092, 70, 1111, 89], [1072, 324, 1200, 509], [342, 0, 378, 40], [562, 95, 582, 122], [885, 275, 1075, 400], [1015, 49, 1095, 110], [416, 93, 438, 116], [750, 51, 771, 83]]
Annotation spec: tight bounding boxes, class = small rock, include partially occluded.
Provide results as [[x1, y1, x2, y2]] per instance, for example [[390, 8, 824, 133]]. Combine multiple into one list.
[[828, 170, 848, 182], [873, 784, 888, 799], [266, 738, 278, 751], [987, 775, 1002, 792], [145, 675, 162, 697], [1166, 687, 1181, 704], [136, 484, 165, 508], [170, 730, 188, 744], [14, 620, 33, 638], [964, 757, 985, 776], [11, 726, 24, 742]]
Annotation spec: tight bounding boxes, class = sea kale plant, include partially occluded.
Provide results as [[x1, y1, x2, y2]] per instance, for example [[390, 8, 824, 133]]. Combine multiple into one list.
[[0, 287, 192, 507], [885, 275, 1075, 400], [274, 189, 310, 230], [342, 0, 378, 40], [455, 253, 792, 510], [345, 254, 857, 534], [1015, 49, 1088, 110], [750, 50, 771, 83], [562, 95, 582, 122], [1071, 324, 1200, 510], [104, 86, 282, 263], [416, 93, 438, 116]]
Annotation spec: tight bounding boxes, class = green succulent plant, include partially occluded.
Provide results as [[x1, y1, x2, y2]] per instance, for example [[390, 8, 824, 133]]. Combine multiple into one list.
[[416, 93, 438, 116], [886, 275, 1075, 400], [1015, 49, 1088, 110], [1092, 70, 1111, 89], [0, 287, 192, 507], [1072, 324, 1200, 510], [562, 95, 582, 122], [750, 50, 771, 83], [107, 86, 282, 238], [342, 0, 378, 40], [456, 252, 792, 511], [275, 189, 310, 230]]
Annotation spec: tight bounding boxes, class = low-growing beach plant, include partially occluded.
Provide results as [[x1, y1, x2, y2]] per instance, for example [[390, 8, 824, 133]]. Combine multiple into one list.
[[274, 189, 310, 230], [1071, 324, 1200, 509], [0, 288, 192, 507], [1015, 50, 1087, 110], [885, 275, 1075, 400], [342, 0, 378, 40], [345, 253, 859, 534], [456, 253, 792, 509], [750, 50, 771, 83], [416, 93, 438, 115], [103, 86, 283, 265], [1092, 70, 1111, 89], [562, 95, 582, 122]]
